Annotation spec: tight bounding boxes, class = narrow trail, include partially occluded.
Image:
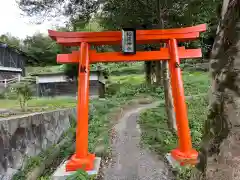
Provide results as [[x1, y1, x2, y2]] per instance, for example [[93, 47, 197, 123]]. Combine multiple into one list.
[[102, 94, 206, 180], [103, 102, 174, 180]]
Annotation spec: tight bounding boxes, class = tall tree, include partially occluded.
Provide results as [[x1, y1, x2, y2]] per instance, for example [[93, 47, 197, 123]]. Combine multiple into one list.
[[191, 0, 240, 179], [63, 20, 106, 79], [23, 33, 63, 66], [18, 0, 100, 27], [156, 0, 176, 130], [0, 33, 21, 48], [99, 0, 221, 83]]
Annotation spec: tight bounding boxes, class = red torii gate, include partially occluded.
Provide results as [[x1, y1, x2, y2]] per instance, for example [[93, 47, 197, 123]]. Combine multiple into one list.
[[49, 24, 206, 172]]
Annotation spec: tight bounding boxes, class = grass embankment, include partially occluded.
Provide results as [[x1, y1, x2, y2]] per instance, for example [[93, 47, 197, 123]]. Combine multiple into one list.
[[138, 71, 210, 180], [0, 96, 76, 109]]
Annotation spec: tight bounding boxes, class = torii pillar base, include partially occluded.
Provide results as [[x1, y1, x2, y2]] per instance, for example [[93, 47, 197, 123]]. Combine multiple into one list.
[[52, 156, 101, 180], [66, 153, 95, 172], [171, 148, 198, 166]]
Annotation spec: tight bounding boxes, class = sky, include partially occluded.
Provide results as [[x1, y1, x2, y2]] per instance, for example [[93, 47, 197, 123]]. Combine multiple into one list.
[[0, 0, 66, 39]]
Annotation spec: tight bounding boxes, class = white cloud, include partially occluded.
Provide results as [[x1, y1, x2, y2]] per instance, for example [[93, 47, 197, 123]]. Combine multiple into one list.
[[0, 0, 66, 39]]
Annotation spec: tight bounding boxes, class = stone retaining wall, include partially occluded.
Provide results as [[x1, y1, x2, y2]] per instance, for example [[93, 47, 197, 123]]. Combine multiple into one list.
[[0, 108, 76, 179]]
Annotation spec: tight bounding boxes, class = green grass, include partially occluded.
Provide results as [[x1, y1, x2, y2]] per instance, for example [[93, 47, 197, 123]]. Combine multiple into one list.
[[0, 96, 76, 109], [26, 62, 144, 76], [108, 71, 209, 98], [139, 96, 207, 153], [110, 74, 145, 85], [26, 65, 65, 75], [0, 96, 77, 118], [182, 71, 210, 95], [108, 62, 144, 75]]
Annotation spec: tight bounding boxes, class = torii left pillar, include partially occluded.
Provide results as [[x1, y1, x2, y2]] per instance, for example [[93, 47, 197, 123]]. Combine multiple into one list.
[[66, 42, 95, 171]]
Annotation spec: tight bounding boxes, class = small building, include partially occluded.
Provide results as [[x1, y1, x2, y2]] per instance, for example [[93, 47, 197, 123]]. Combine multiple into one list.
[[35, 71, 107, 98], [0, 42, 33, 76], [0, 42, 36, 90]]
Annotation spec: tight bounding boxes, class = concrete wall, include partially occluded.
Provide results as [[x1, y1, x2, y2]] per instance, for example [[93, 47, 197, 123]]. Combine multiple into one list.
[[0, 108, 76, 179]]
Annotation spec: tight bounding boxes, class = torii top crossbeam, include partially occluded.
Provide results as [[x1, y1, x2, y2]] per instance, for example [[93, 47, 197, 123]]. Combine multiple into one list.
[[48, 24, 207, 172], [49, 24, 206, 64], [49, 24, 206, 45]]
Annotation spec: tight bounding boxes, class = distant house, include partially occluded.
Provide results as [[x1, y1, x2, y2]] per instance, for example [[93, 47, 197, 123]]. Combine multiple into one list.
[[0, 42, 36, 89], [34, 71, 107, 98]]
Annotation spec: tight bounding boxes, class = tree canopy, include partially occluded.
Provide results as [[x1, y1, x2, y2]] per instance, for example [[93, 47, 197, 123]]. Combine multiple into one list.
[[15, 0, 223, 62], [0, 33, 21, 49], [99, 0, 222, 57], [18, 0, 100, 28], [22, 33, 61, 66]]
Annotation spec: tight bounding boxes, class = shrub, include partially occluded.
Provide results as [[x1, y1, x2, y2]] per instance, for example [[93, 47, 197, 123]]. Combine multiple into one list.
[[105, 81, 121, 96], [0, 92, 5, 99], [11, 82, 33, 111], [4, 86, 18, 100]]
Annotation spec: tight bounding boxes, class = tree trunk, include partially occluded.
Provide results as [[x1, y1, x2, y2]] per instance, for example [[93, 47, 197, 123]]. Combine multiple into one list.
[[156, 61, 162, 85], [156, 0, 176, 130], [191, 0, 240, 179], [162, 61, 177, 131], [151, 61, 157, 84], [155, 0, 163, 86], [145, 61, 152, 84]]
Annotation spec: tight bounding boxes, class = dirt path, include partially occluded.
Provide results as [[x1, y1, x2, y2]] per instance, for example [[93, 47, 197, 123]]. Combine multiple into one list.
[[103, 102, 174, 180]]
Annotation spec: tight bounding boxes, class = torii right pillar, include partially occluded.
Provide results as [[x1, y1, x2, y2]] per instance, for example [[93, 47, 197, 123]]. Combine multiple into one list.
[[169, 38, 198, 165]]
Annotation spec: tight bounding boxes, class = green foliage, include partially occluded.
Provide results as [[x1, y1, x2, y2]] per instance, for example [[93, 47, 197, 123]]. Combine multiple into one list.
[[0, 33, 21, 48], [0, 92, 5, 99], [139, 105, 178, 153], [11, 82, 33, 111], [13, 148, 51, 180], [182, 71, 210, 95], [105, 82, 121, 96], [106, 74, 163, 98], [23, 33, 69, 66], [63, 20, 109, 79], [105, 62, 144, 75], [99, 0, 222, 58], [1, 31, 70, 67], [18, 0, 100, 30], [37, 177, 50, 180], [67, 169, 95, 180], [0, 97, 77, 115], [17, 0, 220, 74], [26, 65, 65, 75], [106, 70, 209, 99]]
